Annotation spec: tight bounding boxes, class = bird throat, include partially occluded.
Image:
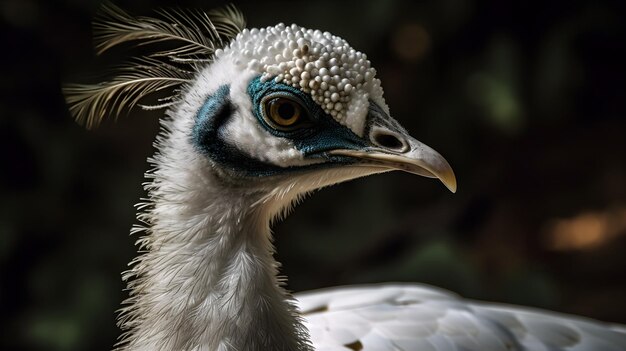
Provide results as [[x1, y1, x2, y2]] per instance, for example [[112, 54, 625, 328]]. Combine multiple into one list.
[[116, 135, 311, 350]]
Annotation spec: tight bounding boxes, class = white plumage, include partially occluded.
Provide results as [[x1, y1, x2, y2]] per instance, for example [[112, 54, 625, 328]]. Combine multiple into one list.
[[64, 5, 626, 351], [297, 284, 626, 350]]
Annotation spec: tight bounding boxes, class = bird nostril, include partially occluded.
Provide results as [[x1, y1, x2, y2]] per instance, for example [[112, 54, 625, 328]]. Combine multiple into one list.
[[373, 132, 405, 151]]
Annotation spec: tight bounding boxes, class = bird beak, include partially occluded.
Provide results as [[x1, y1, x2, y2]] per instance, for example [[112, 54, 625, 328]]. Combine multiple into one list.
[[327, 131, 457, 193]]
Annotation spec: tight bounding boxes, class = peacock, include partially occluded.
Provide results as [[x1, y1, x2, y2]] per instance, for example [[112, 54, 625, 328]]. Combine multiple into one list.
[[64, 4, 626, 351]]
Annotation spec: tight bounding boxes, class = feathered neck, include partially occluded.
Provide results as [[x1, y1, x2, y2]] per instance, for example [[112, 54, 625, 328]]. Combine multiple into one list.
[[61, 5, 309, 349], [115, 119, 310, 351]]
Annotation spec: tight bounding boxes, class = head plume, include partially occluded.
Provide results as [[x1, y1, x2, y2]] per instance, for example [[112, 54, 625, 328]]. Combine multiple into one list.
[[63, 3, 245, 129]]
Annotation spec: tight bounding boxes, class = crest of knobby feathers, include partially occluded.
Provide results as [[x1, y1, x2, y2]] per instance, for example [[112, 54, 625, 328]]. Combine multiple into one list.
[[63, 3, 246, 129]]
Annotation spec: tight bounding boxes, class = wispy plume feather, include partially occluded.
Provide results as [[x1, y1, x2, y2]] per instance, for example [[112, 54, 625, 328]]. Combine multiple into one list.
[[64, 3, 245, 129]]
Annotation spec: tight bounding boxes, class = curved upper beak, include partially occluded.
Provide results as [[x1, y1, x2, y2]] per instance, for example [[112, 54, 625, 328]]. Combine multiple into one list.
[[328, 144, 457, 193]]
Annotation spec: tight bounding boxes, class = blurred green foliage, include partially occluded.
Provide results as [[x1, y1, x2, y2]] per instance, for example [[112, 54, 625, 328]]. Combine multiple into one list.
[[1, 0, 625, 350]]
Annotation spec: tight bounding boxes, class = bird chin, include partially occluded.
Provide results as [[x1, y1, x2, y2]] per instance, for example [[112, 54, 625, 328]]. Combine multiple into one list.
[[255, 165, 393, 221], [284, 165, 394, 192]]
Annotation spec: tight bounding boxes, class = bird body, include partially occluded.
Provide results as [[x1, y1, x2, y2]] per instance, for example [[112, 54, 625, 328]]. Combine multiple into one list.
[[64, 5, 626, 350]]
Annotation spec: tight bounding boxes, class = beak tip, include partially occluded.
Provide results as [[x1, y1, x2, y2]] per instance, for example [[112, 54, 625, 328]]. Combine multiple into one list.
[[442, 178, 457, 193], [447, 183, 457, 193], [439, 169, 457, 194]]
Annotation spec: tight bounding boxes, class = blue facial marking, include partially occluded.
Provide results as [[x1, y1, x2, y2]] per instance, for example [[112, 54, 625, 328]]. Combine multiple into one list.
[[192, 77, 369, 177], [192, 85, 289, 176], [247, 76, 366, 157]]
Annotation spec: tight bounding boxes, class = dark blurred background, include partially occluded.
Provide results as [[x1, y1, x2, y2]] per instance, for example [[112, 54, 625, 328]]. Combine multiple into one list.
[[1, 0, 625, 350]]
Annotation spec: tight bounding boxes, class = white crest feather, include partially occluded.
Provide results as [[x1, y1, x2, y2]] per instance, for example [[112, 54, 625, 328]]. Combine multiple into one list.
[[63, 3, 245, 129]]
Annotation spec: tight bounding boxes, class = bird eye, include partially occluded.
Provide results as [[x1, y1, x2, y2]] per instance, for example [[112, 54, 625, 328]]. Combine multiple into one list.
[[264, 97, 303, 130]]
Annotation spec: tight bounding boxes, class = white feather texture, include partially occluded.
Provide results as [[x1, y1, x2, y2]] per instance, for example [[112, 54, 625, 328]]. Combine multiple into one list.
[[115, 58, 322, 351], [296, 284, 626, 351]]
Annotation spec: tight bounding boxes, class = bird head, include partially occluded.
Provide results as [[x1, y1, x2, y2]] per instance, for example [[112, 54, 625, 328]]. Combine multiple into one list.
[[65, 5, 456, 217], [181, 24, 455, 203]]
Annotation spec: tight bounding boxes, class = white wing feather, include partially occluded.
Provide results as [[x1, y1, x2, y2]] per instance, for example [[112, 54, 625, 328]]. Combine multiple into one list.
[[295, 283, 626, 351]]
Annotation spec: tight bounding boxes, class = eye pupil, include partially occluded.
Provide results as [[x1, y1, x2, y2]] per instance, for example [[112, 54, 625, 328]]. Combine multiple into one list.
[[277, 102, 295, 120], [264, 97, 303, 129]]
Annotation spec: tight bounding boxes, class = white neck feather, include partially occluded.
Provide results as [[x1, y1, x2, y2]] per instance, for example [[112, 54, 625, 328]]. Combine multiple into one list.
[[115, 118, 310, 351]]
